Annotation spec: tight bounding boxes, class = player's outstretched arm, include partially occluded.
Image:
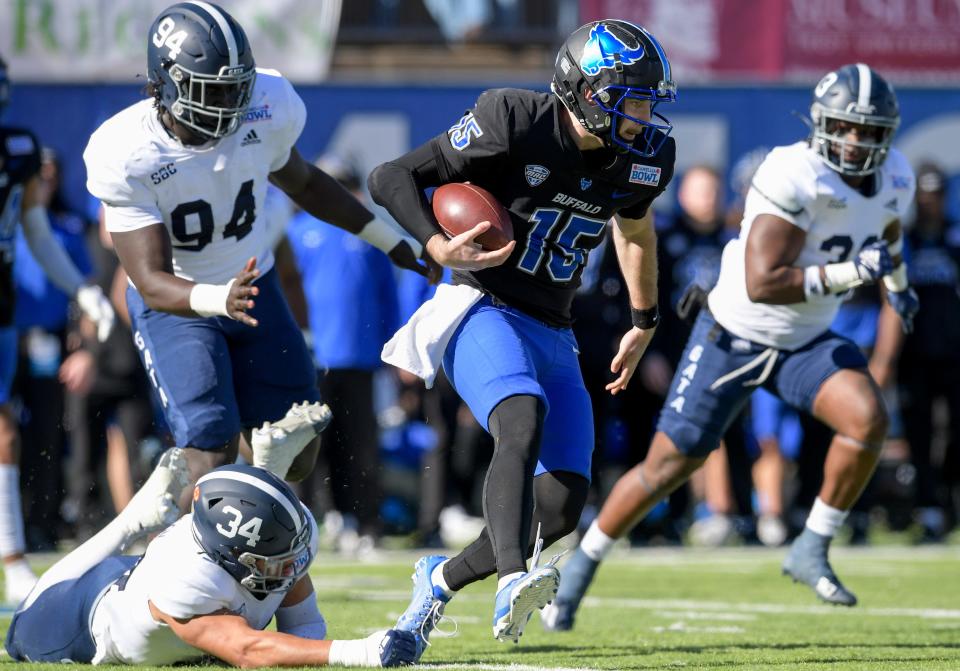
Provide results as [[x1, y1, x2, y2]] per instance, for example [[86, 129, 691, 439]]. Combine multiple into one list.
[[19, 175, 115, 341], [149, 600, 417, 668], [271, 147, 439, 282], [111, 224, 260, 326], [606, 213, 660, 395]]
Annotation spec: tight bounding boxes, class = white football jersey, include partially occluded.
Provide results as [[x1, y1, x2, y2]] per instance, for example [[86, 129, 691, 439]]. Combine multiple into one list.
[[84, 68, 306, 284], [90, 511, 319, 666], [708, 142, 915, 350]]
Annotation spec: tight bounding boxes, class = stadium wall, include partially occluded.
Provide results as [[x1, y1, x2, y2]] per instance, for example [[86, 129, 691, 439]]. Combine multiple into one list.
[[6, 83, 960, 219]]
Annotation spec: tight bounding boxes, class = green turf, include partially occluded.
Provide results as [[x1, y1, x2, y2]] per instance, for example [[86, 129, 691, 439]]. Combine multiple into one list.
[[3, 544, 958, 670]]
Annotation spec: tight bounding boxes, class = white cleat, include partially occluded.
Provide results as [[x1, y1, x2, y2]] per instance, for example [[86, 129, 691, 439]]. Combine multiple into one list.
[[3, 562, 38, 607], [120, 447, 190, 548], [252, 401, 332, 479]]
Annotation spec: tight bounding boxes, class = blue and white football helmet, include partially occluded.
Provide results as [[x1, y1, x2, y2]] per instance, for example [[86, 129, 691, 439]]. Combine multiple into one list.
[[147, 2, 256, 141], [192, 464, 312, 595], [552, 20, 677, 157]]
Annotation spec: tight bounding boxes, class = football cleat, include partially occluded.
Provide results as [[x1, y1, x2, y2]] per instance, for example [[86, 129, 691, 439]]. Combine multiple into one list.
[[539, 598, 575, 632], [252, 401, 332, 479], [493, 566, 560, 643], [395, 555, 451, 661], [119, 447, 190, 549], [3, 561, 38, 607], [540, 545, 600, 632], [782, 528, 857, 606]]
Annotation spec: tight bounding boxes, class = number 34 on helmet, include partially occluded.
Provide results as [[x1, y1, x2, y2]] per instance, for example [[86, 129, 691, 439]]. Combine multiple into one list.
[[191, 464, 313, 594]]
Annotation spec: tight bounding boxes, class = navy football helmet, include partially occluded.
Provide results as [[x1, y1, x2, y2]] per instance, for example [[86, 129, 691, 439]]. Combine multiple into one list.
[[810, 63, 899, 176], [0, 55, 10, 118], [147, 1, 256, 141], [553, 20, 677, 157], [192, 464, 312, 595]]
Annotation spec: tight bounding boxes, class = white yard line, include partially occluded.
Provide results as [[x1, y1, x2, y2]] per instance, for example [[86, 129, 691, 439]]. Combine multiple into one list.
[[424, 665, 604, 671], [583, 596, 960, 620]]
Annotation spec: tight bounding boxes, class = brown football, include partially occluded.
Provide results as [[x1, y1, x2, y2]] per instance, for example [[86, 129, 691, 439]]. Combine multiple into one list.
[[431, 182, 514, 251]]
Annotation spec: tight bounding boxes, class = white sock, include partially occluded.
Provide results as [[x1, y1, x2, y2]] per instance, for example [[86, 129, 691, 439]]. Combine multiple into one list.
[[580, 519, 616, 561], [497, 571, 524, 592], [805, 497, 848, 538], [430, 560, 455, 599], [0, 464, 26, 558]]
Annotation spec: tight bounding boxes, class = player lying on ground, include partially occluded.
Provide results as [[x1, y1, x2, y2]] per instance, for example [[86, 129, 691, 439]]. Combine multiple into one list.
[[370, 19, 675, 654], [5, 458, 416, 667], [542, 63, 920, 632]]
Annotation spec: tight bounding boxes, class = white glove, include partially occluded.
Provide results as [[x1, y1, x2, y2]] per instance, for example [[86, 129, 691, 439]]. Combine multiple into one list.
[[76, 284, 116, 343], [328, 630, 417, 667]]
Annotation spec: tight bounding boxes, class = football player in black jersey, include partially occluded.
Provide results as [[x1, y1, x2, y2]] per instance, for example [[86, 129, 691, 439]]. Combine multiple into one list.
[[369, 20, 676, 651], [0, 55, 115, 604]]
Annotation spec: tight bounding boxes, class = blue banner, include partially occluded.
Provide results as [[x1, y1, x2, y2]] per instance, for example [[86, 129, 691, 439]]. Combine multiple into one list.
[[7, 83, 960, 220]]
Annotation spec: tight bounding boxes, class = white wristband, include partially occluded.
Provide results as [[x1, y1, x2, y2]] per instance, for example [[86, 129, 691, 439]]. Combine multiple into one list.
[[328, 639, 373, 667], [803, 265, 826, 299], [883, 264, 909, 292], [822, 261, 865, 293], [188, 280, 234, 318], [887, 236, 903, 257], [359, 216, 423, 257]]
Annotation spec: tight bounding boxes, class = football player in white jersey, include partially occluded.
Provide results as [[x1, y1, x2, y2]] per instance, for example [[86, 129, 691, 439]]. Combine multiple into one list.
[[542, 63, 920, 630], [83, 2, 437, 499], [5, 457, 417, 667]]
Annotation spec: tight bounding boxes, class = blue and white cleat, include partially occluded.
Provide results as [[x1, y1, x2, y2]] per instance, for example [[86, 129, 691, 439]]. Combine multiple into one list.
[[782, 528, 857, 606], [395, 555, 451, 660], [492, 565, 560, 643]]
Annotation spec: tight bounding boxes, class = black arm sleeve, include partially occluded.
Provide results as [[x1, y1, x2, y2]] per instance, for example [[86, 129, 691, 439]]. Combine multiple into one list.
[[368, 138, 449, 247], [369, 89, 515, 247]]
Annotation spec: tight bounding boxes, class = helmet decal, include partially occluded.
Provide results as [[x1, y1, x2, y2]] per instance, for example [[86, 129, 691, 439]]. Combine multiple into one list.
[[579, 23, 646, 77]]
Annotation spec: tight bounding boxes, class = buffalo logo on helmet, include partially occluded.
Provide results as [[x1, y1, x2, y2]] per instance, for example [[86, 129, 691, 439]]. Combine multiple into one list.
[[579, 23, 645, 77]]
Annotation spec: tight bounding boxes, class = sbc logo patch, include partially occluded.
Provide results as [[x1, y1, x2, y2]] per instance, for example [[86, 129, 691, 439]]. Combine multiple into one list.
[[629, 164, 662, 186]]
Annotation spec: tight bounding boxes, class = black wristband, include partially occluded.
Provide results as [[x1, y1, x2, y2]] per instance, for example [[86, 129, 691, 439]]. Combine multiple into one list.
[[631, 305, 660, 329]]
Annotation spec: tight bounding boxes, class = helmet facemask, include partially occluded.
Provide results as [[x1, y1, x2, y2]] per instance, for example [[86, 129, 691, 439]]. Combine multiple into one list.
[[810, 104, 898, 177], [165, 62, 256, 141], [235, 523, 312, 594], [592, 82, 676, 157]]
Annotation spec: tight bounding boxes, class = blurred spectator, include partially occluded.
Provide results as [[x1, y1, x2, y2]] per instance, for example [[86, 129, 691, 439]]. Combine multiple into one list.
[[12, 147, 90, 550], [287, 155, 399, 554], [898, 162, 960, 541], [60, 206, 159, 540]]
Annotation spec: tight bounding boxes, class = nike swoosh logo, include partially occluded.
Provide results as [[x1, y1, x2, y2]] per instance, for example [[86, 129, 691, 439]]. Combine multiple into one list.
[[612, 189, 634, 199]]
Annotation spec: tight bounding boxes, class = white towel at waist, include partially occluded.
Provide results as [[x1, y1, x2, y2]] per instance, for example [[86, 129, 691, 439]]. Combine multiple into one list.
[[381, 283, 484, 388]]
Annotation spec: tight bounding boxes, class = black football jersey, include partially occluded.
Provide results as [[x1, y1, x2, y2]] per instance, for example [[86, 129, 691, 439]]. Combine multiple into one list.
[[431, 88, 675, 327], [0, 127, 42, 326]]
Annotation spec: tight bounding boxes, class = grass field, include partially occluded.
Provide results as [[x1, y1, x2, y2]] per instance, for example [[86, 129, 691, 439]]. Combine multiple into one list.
[[2, 544, 958, 670]]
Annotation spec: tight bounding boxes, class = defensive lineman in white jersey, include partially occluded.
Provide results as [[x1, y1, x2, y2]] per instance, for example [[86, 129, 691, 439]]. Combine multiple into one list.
[[5, 461, 417, 666], [543, 63, 920, 632], [82, 2, 438, 500]]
